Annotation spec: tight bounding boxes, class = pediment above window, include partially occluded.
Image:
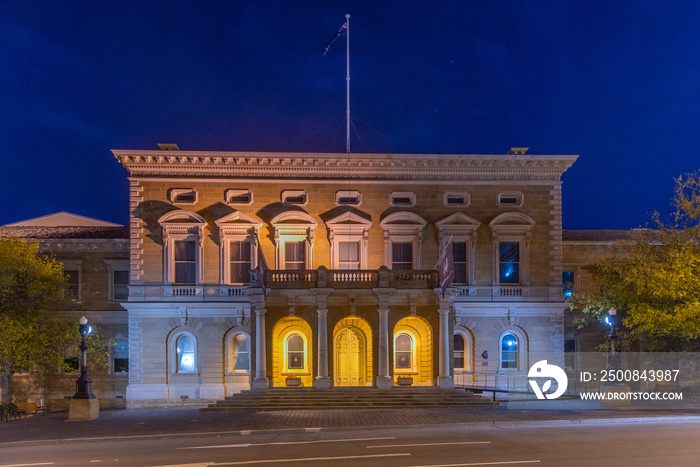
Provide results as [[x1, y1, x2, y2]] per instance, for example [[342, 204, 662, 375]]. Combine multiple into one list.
[[380, 211, 426, 235], [215, 211, 263, 238], [326, 211, 372, 233], [158, 210, 206, 241], [436, 213, 481, 239], [489, 212, 535, 228]]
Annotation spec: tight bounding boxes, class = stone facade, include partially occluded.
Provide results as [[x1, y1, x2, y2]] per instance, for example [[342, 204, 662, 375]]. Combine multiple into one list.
[[114, 147, 578, 403], [0, 214, 130, 411]]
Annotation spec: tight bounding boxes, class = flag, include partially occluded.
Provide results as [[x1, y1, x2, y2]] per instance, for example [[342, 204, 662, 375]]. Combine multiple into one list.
[[323, 22, 347, 56], [256, 242, 269, 294], [435, 236, 455, 298]]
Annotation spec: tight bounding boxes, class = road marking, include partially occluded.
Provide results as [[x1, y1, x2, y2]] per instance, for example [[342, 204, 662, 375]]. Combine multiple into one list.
[[176, 436, 396, 450], [0, 464, 55, 467], [412, 461, 541, 467], [368, 441, 491, 448], [216, 453, 410, 465]]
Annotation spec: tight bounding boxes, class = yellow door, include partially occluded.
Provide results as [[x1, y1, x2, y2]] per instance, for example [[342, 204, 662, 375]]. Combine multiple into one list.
[[335, 327, 365, 386]]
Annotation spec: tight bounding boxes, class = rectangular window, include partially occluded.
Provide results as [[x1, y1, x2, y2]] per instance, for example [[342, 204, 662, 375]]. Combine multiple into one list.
[[230, 240, 252, 283], [226, 189, 252, 204], [174, 240, 196, 284], [444, 192, 470, 206], [338, 241, 360, 269], [390, 192, 416, 206], [335, 190, 361, 205], [113, 270, 129, 301], [281, 190, 307, 205], [64, 357, 79, 373], [64, 269, 80, 300], [113, 338, 129, 373], [564, 339, 576, 370], [499, 242, 520, 284], [562, 271, 574, 298], [391, 242, 413, 270], [453, 241, 467, 284], [498, 192, 523, 206], [170, 188, 197, 204], [284, 241, 306, 270]]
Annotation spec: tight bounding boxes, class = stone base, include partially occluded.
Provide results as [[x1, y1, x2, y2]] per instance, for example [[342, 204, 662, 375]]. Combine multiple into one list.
[[437, 376, 455, 390], [376, 376, 394, 389], [314, 377, 331, 389], [601, 384, 632, 406], [126, 383, 169, 400], [68, 398, 99, 420], [251, 377, 269, 391]]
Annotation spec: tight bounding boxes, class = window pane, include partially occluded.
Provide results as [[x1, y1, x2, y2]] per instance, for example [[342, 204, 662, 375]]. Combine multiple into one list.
[[396, 352, 411, 369], [64, 270, 80, 299], [453, 334, 465, 351], [453, 242, 467, 283], [177, 334, 196, 372], [501, 334, 518, 369], [392, 242, 413, 270], [114, 358, 129, 373], [284, 241, 306, 270], [175, 263, 196, 284], [562, 271, 574, 298], [175, 240, 196, 261], [113, 270, 129, 300], [396, 334, 411, 351], [230, 240, 252, 283], [288, 334, 304, 351], [499, 242, 520, 283], [231, 335, 250, 371], [339, 241, 360, 269]]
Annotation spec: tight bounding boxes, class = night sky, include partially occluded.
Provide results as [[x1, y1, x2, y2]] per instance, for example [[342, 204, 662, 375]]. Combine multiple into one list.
[[2, 1, 699, 229]]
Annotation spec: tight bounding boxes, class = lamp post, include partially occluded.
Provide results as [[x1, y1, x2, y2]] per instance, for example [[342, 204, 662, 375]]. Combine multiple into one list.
[[68, 316, 99, 420], [605, 307, 621, 370], [73, 316, 95, 400]]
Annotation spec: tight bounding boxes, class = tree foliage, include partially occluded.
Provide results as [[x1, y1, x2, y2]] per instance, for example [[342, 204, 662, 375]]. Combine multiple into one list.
[[0, 236, 79, 400], [575, 171, 700, 351]]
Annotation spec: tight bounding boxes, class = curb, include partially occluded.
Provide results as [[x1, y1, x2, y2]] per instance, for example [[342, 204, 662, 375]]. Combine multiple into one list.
[[2, 415, 700, 447]]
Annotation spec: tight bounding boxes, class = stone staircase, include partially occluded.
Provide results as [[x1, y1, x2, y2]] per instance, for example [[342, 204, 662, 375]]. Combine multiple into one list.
[[201, 387, 499, 412]]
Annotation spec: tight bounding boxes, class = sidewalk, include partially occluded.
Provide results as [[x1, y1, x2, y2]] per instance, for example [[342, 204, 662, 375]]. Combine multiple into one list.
[[2, 405, 700, 445]]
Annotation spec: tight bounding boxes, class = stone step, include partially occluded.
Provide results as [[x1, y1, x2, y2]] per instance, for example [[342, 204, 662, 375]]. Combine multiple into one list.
[[201, 387, 499, 412]]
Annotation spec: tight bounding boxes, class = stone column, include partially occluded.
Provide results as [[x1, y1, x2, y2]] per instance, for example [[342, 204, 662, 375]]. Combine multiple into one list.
[[315, 308, 331, 388], [252, 306, 269, 390], [313, 288, 332, 389], [437, 307, 454, 389], [376, 308, 393, 388]]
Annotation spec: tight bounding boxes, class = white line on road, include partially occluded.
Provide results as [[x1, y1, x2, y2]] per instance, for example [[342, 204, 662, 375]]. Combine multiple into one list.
[[412, 461, 541, 467], [149, 454, 410, 467], [368, 441, 492, 448], [0, 464, 55, 467], [175, 436, 396, 450]]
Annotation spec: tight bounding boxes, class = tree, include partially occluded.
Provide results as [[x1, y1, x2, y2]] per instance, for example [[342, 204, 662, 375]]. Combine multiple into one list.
[[0, 235, 77, 401], [574, 171, 700, 351]]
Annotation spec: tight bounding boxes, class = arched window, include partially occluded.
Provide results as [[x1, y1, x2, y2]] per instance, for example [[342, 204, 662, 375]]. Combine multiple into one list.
[[394, 333, 413, 370], [454, 334, 465, 370], [500, 333, 519, 369], [176, 333, 196, 373], [286, 334, 305, 370], [229, 334, 250, 373]]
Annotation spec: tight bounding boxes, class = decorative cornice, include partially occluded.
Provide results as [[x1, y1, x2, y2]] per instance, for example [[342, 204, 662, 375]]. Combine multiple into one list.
[[113, 150, 578, 182]]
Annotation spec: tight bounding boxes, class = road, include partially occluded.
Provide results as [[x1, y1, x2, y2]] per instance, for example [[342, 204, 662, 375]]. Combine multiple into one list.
[[2, 420, 699, 466]]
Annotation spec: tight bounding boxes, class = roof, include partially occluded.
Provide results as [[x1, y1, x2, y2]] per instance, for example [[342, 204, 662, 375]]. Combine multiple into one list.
[[4, 211, 123, 227], [0, 226, 129, 240], [562, 230, 633, 242]]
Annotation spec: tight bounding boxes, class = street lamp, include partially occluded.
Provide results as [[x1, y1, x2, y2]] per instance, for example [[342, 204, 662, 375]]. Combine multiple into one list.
[[605, 307, 621, 371], [68, 316, 99, 420], [73, 316, 95, 400]]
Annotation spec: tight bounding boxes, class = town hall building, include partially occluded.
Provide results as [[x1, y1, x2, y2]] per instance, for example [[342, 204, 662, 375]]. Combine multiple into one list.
[[110, 146, 578, 404]]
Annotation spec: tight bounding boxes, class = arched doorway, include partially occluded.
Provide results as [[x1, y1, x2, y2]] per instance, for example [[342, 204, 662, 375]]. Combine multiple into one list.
[[333, 317, 373, 386]]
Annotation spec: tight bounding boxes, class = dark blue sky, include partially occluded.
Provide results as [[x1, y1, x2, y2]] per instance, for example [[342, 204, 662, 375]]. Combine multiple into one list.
[[2, 1, 699, 229]]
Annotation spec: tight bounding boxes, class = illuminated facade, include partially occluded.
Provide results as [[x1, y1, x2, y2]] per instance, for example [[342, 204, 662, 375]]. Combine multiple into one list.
[[113, 146, 578, 403]]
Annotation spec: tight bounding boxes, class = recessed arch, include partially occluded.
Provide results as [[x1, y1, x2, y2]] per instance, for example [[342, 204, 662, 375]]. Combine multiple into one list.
[[271, 316, 313, 387], [332, 316, 373, 386], [393, 315, 433, 386]]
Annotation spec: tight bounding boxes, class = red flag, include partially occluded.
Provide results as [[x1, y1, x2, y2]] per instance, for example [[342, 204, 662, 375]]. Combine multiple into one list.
[[436, 236, 455, 298]]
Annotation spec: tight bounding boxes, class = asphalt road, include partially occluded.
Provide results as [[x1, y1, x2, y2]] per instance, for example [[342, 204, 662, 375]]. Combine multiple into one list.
[[2, 420, 700, 466]]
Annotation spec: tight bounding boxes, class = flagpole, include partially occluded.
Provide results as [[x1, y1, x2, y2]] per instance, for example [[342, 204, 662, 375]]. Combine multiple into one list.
[[345, 14, 350, 153]]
